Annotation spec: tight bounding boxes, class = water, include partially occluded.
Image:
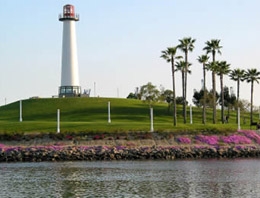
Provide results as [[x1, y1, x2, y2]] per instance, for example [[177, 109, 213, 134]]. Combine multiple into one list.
[[0, 159, 260, 198]]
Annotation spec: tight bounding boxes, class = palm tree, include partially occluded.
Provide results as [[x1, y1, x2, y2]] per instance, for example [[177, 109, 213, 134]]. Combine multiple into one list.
[[175, 60, 185, 113], [178, 37, 196, 123], [216, 61, 230, 124], [244, 68, 260, 124], [203, 39, 222, 124], [229, 68, 245, 123], [160, 47, 181, 126], [197, 55, 209, 124], [175, 60, 192, 118]]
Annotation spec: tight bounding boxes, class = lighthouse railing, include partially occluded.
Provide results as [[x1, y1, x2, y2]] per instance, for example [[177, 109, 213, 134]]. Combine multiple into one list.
[[59, 14, 79, 21]]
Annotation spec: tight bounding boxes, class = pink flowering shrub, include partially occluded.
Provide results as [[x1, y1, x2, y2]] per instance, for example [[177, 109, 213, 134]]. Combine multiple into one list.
[[116, 145, 126, 150], [93, 134, 105, 140], [195, 135, 219, 145], [221, 135, 251, 144], [239, 130, 260, 144], [177, 137, 191, 144], [65, 135, 73, 140]]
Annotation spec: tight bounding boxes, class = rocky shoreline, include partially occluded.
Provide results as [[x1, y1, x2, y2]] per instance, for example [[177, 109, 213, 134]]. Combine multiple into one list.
[[1, 129, 260, 162], [1, 145, 260, 162]]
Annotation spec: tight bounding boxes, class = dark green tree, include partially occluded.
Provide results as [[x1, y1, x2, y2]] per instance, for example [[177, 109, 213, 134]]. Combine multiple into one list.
[[219, 86, 236, 118], [193, 89, 208, 107], [176, 96, 188, 105], [160, 89, 174, 113], [127, 93, 138, 99]]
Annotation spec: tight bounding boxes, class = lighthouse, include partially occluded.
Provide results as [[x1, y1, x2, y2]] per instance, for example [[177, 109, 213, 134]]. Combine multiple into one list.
[[58, 4, 81, 97]]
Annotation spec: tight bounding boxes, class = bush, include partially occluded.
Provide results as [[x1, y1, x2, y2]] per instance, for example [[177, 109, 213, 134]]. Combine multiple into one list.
[[195, 135, 219, 145], [176, 137, 191, 144], [93, 134, 105, 140], [221, 135, 251, 144]]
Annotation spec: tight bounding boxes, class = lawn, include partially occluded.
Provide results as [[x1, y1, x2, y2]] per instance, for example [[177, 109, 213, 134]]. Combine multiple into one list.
[[0, 97, 256, 135]]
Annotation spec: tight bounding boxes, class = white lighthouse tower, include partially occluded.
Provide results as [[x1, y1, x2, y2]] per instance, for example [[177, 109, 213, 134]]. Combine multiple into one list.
[[59, 4, 81, 97]]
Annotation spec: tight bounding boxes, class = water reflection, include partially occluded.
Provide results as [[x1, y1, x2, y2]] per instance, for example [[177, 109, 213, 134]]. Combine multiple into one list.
[[0, 159, 260, 197]]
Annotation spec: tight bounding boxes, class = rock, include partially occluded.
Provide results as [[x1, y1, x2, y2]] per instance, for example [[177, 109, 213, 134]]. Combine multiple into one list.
[[1, 145, 260, 162]]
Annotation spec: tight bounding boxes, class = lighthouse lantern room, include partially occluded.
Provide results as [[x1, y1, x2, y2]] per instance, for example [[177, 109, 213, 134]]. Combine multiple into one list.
[[58, 4, 81, 97]]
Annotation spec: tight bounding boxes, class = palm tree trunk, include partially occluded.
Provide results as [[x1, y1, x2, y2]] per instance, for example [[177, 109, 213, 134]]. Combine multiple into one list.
[[171, 58, 177, 126], [212, 71, 216, 124], [220, 74, 224, 124], [184, 53, 188, 124], [250, 81, 254, 124], [182, 70, 185, 117], [212, 52, 216, 124], [203, 65, 206, 124], [236, 80, 240, 124]]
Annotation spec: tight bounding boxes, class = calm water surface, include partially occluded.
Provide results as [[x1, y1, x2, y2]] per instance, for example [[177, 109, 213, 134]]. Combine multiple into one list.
[[0, 159, 260, 197]]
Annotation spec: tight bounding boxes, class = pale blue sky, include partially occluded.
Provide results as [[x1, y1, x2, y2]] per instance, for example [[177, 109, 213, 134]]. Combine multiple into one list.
[[1, 0, 260, 106]]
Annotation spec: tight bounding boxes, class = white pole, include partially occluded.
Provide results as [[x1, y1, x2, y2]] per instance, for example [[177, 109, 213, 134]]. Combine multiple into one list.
[[19, 100, 23, 122], [190, 105, 192, 124], [108, 101, 111, 123], [238, 107, 240, 130], [150, 107, 154, 132], [57, 109, 60, 133]]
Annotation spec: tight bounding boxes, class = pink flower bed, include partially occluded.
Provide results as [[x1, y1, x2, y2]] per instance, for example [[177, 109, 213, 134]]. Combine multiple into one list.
[[221, 135, 251, 144], [176, 137, 191, 144], [195, 135, 219, 145], [238, 130, 260, 144]]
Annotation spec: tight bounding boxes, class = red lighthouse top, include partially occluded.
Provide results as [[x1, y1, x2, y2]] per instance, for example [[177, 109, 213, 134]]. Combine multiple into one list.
[[59, 4, 79, 21]]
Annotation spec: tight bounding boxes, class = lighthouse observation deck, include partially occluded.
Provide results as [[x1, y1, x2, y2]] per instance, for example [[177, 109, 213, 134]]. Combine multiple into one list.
[[59, 4, 79, 21]]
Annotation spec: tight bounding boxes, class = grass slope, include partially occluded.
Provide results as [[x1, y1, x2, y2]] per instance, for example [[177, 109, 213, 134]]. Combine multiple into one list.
[[0, 97, 257, 134]]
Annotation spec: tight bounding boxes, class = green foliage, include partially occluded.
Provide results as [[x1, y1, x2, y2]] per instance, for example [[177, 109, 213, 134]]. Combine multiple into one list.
[[160, 89, 173, 104], [0, 97, 258, 135], [244, 68, 260, 123], [160, 47, 179, 63], [139, 82, 160, 107], [127, 92, 138, 99], [203, 39, 222, 60], [218, 86, 236, 108], [176, 97, 188, 105]]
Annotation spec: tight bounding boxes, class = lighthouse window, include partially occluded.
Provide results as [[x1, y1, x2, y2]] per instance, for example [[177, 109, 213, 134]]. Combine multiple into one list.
[[59, 86, 81, 97], [73, 87, 80, 94], [60, 88, 65, 94], [65, 88, 71, 93]]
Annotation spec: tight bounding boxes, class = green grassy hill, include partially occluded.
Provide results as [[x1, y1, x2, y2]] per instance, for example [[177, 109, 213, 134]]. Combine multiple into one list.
[[0, 97, 256, 134]]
